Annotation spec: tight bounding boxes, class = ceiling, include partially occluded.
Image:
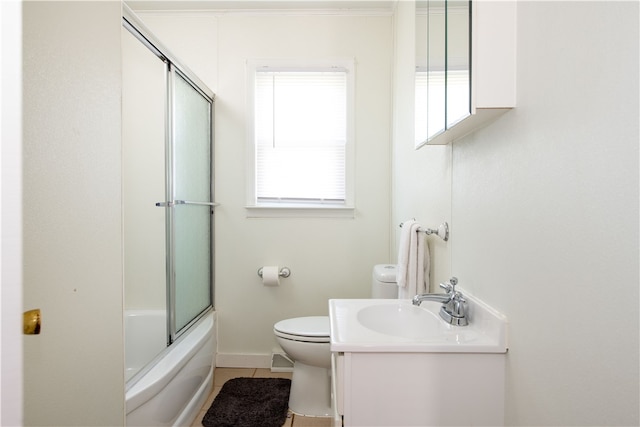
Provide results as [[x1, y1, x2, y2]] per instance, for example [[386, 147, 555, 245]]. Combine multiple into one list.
[[126, 0, 396, 12]]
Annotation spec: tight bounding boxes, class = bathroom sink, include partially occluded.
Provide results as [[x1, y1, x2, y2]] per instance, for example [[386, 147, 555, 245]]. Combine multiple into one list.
[[356, 303, 442, 339], [329, 296, 508, 353]]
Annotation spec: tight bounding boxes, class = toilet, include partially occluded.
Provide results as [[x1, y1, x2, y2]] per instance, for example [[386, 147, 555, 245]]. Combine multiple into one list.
[[273, 264, 398, 417], [370, 263, 399, 299]]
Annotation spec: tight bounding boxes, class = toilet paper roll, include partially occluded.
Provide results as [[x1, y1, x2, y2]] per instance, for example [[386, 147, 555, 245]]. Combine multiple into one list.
[[261, 266, 280, 286]]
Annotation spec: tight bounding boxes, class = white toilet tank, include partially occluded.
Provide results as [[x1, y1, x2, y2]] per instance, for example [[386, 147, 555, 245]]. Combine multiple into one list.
[[371, 264, 398, 298]]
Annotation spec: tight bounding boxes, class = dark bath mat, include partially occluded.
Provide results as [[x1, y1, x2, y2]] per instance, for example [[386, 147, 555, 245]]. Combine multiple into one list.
[[202, 377, 291, 427]]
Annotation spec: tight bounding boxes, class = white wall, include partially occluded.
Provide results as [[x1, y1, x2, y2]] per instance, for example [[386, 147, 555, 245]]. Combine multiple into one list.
[[22, 2, 124, 425], [447, 1, 638, 425], [137, 10, 394, 366], [130, 11, 218, 93]]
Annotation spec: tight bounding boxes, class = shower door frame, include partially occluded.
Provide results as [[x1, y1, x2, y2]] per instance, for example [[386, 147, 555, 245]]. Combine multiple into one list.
[[123, 5, 216, 345]]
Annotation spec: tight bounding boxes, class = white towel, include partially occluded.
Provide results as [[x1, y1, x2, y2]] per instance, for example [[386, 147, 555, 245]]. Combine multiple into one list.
[[397, 220, 430, 299], [396, 219, 415, 290]]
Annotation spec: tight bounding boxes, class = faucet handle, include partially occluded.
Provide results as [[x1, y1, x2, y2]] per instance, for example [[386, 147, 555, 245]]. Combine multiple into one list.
[[439, 277, 459, 294], [439, 282, 453, 293]]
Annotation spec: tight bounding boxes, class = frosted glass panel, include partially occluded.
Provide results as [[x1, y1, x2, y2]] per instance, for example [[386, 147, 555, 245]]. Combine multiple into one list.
[[122, 27, 167, 311], [122, 27, 168, 378], [173, 72, 212, 333]]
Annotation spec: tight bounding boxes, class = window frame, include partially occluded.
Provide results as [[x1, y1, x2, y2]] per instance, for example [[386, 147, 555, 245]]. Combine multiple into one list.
[[245, 58, 355, 218]]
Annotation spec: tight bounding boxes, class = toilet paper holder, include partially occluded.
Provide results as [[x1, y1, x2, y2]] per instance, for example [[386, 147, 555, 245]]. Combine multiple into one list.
[[257, 266, 291, 278]]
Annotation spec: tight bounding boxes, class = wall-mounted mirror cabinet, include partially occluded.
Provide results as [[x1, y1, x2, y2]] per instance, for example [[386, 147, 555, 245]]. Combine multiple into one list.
[[416, 0, 516, 148]]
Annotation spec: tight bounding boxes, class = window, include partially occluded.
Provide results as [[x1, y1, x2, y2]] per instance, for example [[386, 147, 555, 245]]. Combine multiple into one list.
[[246, 60, 354, 217]]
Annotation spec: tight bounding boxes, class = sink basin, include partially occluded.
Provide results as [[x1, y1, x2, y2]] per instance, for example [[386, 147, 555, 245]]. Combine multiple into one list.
[[329, 296, 508, 353], [356, 303, 441, 339]]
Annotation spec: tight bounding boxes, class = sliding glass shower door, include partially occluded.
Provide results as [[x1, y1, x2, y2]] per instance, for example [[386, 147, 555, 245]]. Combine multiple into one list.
[[171, 70, 214, 335], [123, 12, 215, 382]]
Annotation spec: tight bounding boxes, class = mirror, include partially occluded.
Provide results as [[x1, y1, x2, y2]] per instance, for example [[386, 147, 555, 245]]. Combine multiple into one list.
[[416, 0, 471, 148], [446, 0, 471, 128]]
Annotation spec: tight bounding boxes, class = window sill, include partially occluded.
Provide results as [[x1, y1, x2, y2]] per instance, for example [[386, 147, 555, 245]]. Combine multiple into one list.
[[245, 205, 355, 218]]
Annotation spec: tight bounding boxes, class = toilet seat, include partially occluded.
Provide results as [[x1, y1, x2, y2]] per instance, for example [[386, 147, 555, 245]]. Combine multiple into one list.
[[273, 316, 330, 343]]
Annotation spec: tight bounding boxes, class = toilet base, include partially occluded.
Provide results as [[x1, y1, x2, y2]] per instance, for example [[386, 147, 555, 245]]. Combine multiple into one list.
[[288, 361, 332, 417]]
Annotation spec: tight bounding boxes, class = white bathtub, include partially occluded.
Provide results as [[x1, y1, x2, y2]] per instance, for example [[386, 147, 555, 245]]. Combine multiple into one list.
[[125, 309, 216, 427]]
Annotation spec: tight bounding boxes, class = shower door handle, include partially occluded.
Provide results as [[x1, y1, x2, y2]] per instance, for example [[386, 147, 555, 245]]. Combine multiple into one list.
[[174, 200, 220, 207], [155, 200, 220, 208]]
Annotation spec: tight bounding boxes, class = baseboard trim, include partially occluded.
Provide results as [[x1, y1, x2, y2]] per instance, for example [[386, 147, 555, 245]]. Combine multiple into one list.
[[216, 353, 271, 368]]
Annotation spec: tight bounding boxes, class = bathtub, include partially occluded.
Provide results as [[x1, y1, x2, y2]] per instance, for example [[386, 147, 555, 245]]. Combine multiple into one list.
[[125, 309, 216, 427]]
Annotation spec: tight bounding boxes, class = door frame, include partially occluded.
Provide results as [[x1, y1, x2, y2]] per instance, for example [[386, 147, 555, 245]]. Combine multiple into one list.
[[0, 1, 23, 424]]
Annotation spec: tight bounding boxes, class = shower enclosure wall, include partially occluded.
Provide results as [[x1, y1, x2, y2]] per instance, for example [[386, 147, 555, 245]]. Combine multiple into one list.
[[122, 7, 216, 386]]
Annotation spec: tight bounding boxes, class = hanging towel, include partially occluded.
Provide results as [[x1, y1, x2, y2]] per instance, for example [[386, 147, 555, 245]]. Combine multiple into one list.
[[396, 219, 415, 290], [418, 233, 430, 295], [397, 220, 430, 299]]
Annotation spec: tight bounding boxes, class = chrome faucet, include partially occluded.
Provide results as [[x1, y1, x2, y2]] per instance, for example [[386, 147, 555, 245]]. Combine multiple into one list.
[[412, 277, 468, 326]]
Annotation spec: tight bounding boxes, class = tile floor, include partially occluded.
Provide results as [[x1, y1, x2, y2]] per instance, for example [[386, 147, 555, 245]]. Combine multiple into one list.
[[191, 367, 332, 427]]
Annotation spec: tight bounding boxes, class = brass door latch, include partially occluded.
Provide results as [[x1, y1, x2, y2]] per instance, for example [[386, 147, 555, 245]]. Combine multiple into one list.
[[23, 309, 41, 335]]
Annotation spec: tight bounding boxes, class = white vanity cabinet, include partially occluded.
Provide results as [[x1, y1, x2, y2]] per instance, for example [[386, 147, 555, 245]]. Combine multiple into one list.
[[416, 0, 516, 147], [331, 351, 505, 427], [328, 298, 509, 426]]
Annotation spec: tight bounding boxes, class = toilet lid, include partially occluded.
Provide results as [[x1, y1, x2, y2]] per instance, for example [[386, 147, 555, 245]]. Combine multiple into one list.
[[273, 316, 330, 343]]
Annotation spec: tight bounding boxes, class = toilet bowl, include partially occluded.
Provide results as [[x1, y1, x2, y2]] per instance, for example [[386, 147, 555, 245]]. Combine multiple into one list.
[[274, 316, 331, 417], [273, 264, 397, 417]]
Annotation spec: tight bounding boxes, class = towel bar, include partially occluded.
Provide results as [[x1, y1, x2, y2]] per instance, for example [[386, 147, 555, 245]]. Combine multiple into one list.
[[399, 221, 449, 242]]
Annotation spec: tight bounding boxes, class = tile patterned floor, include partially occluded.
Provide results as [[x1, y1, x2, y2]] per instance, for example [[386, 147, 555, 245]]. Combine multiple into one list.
[[191, 367, 332, 427]]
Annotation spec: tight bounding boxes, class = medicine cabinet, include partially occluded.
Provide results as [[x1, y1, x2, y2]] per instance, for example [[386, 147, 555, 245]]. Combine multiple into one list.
[[415, 0, 516, 147]]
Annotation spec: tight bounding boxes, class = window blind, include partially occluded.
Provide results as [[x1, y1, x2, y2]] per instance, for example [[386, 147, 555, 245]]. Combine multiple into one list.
[[255, 70, 347, 204]]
